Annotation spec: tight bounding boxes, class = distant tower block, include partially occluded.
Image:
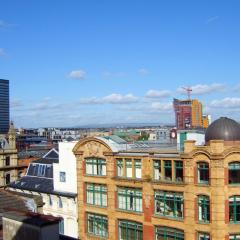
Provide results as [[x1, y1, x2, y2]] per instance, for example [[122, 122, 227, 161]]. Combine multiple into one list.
[[0, 79, 9, 134]]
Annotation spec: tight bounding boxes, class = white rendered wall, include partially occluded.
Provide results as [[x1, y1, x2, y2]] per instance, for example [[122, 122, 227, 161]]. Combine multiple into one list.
[[53, 141, 77, 194]]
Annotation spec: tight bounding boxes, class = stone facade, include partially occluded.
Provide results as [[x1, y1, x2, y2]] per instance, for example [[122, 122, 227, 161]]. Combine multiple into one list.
[[73, 137, 240, 240]]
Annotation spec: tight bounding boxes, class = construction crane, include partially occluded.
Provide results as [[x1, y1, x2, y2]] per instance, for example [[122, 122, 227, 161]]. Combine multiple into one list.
[[182, 87, 192, 100]]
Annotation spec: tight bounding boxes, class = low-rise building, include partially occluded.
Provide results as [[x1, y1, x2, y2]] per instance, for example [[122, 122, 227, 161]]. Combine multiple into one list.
[[73, 117, 240, 240], [8, 146, 78, 239]]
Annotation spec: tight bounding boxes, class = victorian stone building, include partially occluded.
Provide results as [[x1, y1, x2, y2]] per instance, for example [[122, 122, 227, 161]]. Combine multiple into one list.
[[0, 122, 22, 187], [73, 117, 240, 240]]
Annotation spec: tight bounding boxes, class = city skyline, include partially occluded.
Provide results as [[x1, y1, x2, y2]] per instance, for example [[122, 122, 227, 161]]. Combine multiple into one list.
[[1, 1, 240, 127]]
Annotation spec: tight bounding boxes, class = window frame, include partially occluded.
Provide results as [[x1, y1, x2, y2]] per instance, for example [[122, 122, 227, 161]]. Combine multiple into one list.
[[85, 158, 106, 176], [155, 226, 184, 240], [164, 160, 172, 181], [229, 162, 240, 185], [118, 220, 143, 240], [59, 171, 66, 182], [198, 195, 210, 223], [86, 183, 107, 207], [118, 187, 142, 213], [229, 196, 240, 223], [175, 161, 183, 182], [197, 162, 209, 184], [87, 213, 108, 238], [154, 191, 184, 219], [198, 232, 210, 240]]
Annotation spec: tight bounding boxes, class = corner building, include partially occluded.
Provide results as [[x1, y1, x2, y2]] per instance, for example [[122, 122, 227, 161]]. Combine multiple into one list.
[[73, 117, 240, 240]]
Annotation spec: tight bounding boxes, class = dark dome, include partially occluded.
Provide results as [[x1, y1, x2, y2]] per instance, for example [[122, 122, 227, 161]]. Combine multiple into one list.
[[205, 117, 240, 142]]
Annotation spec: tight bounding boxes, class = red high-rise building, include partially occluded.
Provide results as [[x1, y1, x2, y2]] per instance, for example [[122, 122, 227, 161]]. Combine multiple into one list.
[[173, 98, 203, 129]]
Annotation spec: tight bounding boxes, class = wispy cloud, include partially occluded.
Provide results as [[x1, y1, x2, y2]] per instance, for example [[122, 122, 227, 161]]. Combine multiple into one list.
[[10, 99, 24, 108], [151, 102, 173, 111], [102, 71, 126, 79], [145, 89, 171, 98], [79, 93, 138, 105], [0, 48, 6, 57], [138, 68, 149, 75], [210, 97, 240, 108], [0, 20, 15, 29], [206, 16, 219, 24], [177, 83, 225, 95], [68, 70, 86, 79]]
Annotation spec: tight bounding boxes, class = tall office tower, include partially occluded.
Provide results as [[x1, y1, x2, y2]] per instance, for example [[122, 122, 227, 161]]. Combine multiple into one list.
[[0, 79, 9, 134], [173, 98, 203, 129]]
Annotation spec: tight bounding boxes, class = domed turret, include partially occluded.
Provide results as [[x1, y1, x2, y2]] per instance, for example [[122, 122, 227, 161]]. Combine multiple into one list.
[[205, 117, 240, 143]]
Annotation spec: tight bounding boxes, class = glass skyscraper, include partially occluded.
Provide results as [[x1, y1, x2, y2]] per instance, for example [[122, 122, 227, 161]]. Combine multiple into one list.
[[0, 79, 9, 134]]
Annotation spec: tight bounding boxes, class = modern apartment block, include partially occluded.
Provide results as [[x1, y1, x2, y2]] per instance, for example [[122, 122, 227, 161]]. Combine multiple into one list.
[[173, 98, 204, 130], [73, 117, 240, 240], [0, 79, 9, 134]]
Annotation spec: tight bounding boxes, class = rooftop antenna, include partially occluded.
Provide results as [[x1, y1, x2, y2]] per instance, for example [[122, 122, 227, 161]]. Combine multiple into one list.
[[182, 86, 192, 100]]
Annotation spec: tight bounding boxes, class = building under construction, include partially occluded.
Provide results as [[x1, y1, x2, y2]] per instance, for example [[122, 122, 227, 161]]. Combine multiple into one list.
[[173, 98, 204, 130]]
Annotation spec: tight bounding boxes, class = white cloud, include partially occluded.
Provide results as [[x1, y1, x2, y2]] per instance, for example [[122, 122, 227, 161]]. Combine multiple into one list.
[[10, 99, 23, 108], [0, 20, 10, 28], [138, 68, 149, 75], [151, 102, 172, 111], [103, 93, 138, 104], [177, 83, 225, 95], [68, 70, 86, 79], [206, 16, 219, 24], [145, 89, 171, 98], [79, 93, 138, 105], [102, 71, 126, 78], [210, 97, 240, 108], [0, 48, 6, 57]]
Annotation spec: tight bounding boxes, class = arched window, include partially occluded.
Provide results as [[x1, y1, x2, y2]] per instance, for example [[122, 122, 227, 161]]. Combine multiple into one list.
[[197, 162, 209, 184], [229, 162, 240, 184], [229, 196, 240, 223], [198, 195, 210, 223]]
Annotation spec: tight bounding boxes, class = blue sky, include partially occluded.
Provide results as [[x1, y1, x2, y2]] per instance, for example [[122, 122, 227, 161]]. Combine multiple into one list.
[[1, 0, 240, 127]]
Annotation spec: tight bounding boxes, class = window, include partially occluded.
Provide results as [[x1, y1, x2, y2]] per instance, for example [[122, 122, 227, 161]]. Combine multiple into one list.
[[175, 161, 183, 182], [229, 196, 240, 223], [86, 158, 106, 176], [117, 159, 123, 177], [229, 162, 240, 184], [59, 219, 64, 234], [153, 160, 161, 181], [164, 160, 172, 181], [5, 173, 10, 185], [58, 197, 63, 208], [87, 213, 108, 238], [37, 164, 47, 177], [116, 158, 142, 179], [155, 191, 183, 219], [134, 160, 141, 179], [118, 188, 142, 212], [198, 232, 210, 240], [118, 220, 142, 240], [49, 195, 53, 206], [155, 226, 184, 240], [230, 235, 240, 240], [5, 156, 10, 166], [86, 183, 107, 207], [198, 195, 210, 223], [126, 160, 132, 178], [60, 172, 66, 182], [197, 162, 209, 184]]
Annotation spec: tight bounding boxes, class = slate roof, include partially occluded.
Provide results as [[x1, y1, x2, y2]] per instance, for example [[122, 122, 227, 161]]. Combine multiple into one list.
[[0, 190, 30, 225], [10, 176, 54, 194]]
